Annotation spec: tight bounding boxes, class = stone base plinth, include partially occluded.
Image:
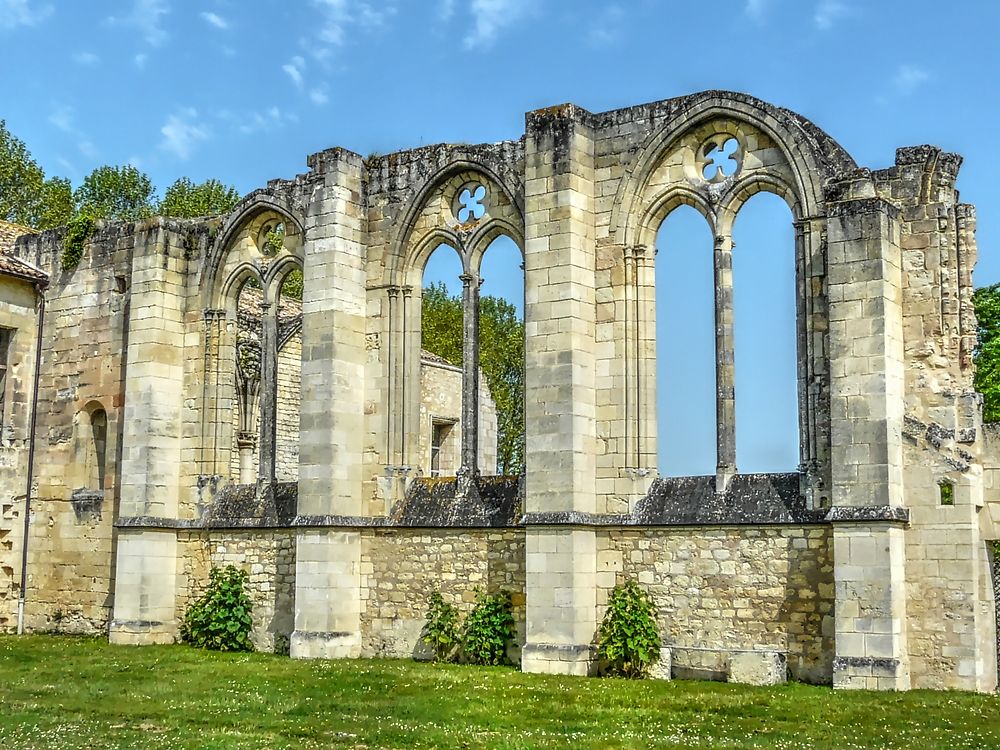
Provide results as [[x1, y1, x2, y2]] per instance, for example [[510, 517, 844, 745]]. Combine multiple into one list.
[[730, 651, 786, 686], [833, 656, 910, 691], [290, 630, 361, 659], [648, 647, 672, 680], [108, 619, 176, 646], [521, 643, 595, 676]]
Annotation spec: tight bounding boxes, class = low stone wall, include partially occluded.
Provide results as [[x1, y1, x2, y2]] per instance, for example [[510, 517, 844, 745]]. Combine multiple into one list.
[[598, 526, 834, 683], [360, 528, 526, 659], [23, 496, 115, 634], [176, 530, 296, 653]]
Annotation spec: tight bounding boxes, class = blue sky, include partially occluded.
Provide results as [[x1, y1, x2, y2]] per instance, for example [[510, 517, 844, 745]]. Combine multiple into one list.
[[1, 0, 995, 474]]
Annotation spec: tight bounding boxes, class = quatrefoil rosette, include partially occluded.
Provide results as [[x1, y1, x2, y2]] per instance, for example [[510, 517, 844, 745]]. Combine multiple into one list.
[[452, 182, 489, 224], [696, 135, 743, 184]]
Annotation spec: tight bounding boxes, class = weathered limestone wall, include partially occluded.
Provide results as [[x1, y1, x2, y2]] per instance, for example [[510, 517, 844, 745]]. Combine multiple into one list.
[[0, 275, 39, 630], [598, 527, 834, 683], [274, 333, 301, 482], [13, 225, 136, 633], [360, 528, 525, 658], [177, 530, 296, 653], [417, 357, 498, 476], [872, 148, 997, 692]]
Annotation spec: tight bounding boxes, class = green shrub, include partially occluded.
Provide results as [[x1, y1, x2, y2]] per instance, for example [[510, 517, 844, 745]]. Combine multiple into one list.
[[61, 213, 96, 271], [181, 565, 254, 652], [462, 589, 514, 666], [597, 578, 661, 678], [421, 591, 461, 662]]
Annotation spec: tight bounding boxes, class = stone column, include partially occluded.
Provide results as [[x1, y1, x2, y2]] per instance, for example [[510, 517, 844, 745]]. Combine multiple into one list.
[[826, 197, 910, 690], [290, 148, 367, 660], [237, 432, 256, 485], [258, 301, 278, 484], [110, 224, 186, 645], [521, 104, 599, 676], [459, 272, 481, 483], [714, 234, 736, 489]]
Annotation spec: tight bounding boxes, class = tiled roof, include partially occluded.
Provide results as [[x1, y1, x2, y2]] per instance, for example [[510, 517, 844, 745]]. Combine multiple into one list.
[[0, 220, 45, 283], [421, 349, 458, 367], [0, 219, 35, 252]]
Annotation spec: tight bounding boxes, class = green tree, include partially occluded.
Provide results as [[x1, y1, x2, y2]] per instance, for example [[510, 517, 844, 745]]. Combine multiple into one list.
[[0, 120, 74, 229], [420, 282, 525, 475], [160, 177, 241, 218], [74, 164, 155, 222], [480, 295, 525, 475], [421, 282, 464, 367], [974, 283, 1000, 423]]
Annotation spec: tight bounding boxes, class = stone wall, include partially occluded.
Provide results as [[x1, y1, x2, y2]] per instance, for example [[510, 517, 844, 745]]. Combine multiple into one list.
[[12, 224, 138, 633], [177, 530, 296, 653], [275, 333, 301, 482], [598, 526, 834, 683], [360, 528, 525, 659], [0, 275, 39, 629]]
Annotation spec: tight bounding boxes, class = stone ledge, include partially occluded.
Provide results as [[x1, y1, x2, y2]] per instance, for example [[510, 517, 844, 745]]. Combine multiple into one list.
[[521, 642, 596, 676], [824, 506, 909, 524]]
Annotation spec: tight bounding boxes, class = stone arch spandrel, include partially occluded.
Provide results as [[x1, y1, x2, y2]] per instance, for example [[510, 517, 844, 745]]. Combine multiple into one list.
[[609, 92, 857, 248], [204, 191, 305, 309], [384, 155, 525, 286]]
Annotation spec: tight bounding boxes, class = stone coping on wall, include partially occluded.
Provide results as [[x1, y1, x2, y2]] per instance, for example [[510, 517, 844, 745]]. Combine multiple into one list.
[[115, 473, 909, 530]]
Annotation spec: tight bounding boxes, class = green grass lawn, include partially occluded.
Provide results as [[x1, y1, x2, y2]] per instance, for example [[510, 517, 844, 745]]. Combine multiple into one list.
[[1, 636, 999, 749]]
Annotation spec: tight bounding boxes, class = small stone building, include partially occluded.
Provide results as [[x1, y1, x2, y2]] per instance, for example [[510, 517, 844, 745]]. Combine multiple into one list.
[[1, 90, 998, 691]]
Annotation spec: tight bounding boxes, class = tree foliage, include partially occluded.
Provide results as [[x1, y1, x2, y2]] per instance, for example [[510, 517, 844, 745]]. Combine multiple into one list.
[[160, 177, 241, 218], [596, 579, 662, 679], [0, 120, 73, 229], [479, 294, 525, 475], [461, 589, 515, 666], [421, 282, 464, 368], [974, 284, 1000, 423], [75, 165, 156, 222], [181, 565, 255, 652], [420, 282, 525, 474]]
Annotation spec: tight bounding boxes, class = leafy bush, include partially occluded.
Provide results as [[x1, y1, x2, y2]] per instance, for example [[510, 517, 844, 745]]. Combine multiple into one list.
[[61, 213, 95, 270], [597, 578, 661, 678], [421, 591, 461, 662], [181, 565, 254, 652], [462, 589, 514, 666]]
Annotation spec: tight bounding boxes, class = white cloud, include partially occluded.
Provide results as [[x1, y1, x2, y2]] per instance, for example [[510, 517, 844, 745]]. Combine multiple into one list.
[[438, 0, 455, 21], [309, 87, 329, 105], [236, 106, 298, 135], [283, 56, 306, 88], [72, 51, 99, 65], [0, 0, 52, 30], [463, 0, 531, 49], [587, 4, 624, 47], [160, 108, 209, 160], [814, 0, 850, 30], [310, 0, 396, 48], [48, 104, 74, 133], [78, 140, 98, 160], [893, 64, 929, 94], [108, 0, 169, 47], [134, 53, 148, 69], [200, 11, 228, 30], [744, 0, 768, 23]]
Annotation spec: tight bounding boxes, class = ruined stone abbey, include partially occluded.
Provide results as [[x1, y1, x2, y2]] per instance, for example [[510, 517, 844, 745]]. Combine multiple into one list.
[[1, 90, 998, 691]]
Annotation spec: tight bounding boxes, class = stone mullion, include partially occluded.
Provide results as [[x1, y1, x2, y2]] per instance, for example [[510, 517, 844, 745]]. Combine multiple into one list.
[[200, 309, 225, 477], [459, 273, 481, 477], [258, 301, 278, 484], [622, 249, 635, 468], [714, 234, 736, 489], [634, 245, 656, 470], [401, 285, 416, 468], [385, 286, 399, 466]]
